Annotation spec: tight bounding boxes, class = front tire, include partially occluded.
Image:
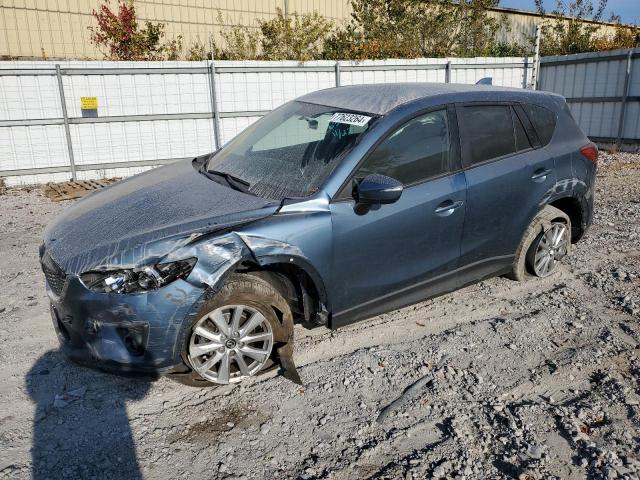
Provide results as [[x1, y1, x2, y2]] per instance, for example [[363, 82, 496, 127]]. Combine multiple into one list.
[[509, 205, 571, 281], [171, 273, 294, 387]]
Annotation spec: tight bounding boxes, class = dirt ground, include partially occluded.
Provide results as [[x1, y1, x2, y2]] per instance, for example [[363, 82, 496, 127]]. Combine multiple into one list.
[[0, 152, 639, 480]]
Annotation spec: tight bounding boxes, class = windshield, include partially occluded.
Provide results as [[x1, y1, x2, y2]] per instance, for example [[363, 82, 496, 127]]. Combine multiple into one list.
[[206, 101, 377, 200]]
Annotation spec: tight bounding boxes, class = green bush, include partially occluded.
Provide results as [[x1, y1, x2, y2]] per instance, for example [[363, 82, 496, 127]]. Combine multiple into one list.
[[323, 0, 507, 59], [185, 38, 209, 61], [260, 9, 333, 61], [592, 24, 640, 51], [484, 41, 532, 57], [217, 19, 260, 60]]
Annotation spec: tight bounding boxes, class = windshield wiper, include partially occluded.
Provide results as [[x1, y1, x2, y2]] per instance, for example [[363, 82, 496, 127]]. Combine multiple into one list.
[[204, 169, 253, 195]]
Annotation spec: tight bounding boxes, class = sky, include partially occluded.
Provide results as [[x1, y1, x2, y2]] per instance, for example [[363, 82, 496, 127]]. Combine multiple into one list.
[[499, 0, 639, 25]]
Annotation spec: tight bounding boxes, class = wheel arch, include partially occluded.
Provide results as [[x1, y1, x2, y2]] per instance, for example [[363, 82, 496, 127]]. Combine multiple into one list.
[[548, 195, 587, 243], [236, 254, 330, 328]]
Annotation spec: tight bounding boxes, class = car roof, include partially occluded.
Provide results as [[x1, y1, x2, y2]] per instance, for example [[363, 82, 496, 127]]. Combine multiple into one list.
[[297, 82, 563, 116]]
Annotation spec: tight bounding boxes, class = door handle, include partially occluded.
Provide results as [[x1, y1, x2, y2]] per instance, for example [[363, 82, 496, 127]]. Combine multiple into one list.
[[531, 168, 552, 182], [435, 200, 464, 216]]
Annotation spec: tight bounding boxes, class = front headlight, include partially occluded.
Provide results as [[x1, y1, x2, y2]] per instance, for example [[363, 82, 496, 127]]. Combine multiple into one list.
[[80, 258, 197, 294]]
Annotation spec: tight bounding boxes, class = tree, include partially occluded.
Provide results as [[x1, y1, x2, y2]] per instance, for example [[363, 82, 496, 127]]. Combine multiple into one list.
[[88, 0, 178, 60], [535, 0, 606, 55], [536, 0, 640, 55]]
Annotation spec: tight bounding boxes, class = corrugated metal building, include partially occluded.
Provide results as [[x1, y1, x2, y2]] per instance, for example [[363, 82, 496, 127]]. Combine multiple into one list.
[[0, 1, 623, 59], [0, 0, 351, 59], [488, 6, 618, 44]]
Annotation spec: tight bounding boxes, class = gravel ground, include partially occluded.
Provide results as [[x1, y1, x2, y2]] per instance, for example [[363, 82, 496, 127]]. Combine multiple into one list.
[[1, 152, 639, 480]]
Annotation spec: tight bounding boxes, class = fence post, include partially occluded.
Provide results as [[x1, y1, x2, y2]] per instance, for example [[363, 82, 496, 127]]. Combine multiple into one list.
[[208, 61, 222, 150], [55, 64, 77, 181], [532, 25, 541, 90], [445, 60, 451, 83], [522, 56, 528, 89], [208, 35, 222, 150], [335, 61, 341, 87], [616, 49, 633, 149]]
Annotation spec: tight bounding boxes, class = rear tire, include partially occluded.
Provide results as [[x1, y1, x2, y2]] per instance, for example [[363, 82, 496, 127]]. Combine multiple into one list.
[[169, 273, 294, 387], [509, 205, 571, 281]]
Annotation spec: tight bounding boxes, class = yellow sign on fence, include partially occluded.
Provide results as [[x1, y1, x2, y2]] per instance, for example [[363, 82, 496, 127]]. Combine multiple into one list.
[[80, 96, 98, 110]]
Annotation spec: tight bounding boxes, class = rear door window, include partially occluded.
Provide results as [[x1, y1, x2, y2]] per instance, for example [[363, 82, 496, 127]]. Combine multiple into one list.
[[461, 105, 515, 166], [522, 104, 556, 145], [461, 104, 533, 167]]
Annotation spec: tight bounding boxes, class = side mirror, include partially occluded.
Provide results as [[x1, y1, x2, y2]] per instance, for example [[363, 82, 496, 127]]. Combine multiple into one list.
[[356, 174, 403, 205]]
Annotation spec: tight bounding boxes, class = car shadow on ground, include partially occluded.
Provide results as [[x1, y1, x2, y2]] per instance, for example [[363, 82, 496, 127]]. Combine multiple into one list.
[[25, 350, 155, 479]]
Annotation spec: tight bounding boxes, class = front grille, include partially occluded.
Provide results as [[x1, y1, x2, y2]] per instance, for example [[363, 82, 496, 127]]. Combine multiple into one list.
[[41, 252, 67, 296]]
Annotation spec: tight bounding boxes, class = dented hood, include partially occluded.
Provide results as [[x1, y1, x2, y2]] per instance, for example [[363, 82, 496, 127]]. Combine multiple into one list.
[[43, 159, 278, 274]]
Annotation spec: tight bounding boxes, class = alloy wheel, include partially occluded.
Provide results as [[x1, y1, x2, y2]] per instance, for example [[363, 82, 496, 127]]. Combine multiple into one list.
[[188, 305, 274, 384], [531, 223, 569, 277]]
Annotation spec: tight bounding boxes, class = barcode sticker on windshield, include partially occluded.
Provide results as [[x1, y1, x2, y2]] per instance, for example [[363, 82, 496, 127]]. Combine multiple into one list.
[[330, 112, 371, 127]]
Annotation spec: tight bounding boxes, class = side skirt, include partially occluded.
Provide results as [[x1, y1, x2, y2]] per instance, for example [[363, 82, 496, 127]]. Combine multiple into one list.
[[329, 255, 513, 329]]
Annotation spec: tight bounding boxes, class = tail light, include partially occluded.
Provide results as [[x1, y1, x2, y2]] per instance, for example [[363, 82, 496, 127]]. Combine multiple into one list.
[[579, 143, 598, 163]]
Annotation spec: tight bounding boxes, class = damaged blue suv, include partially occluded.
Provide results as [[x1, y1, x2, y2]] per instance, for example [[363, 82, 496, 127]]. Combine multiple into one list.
[[41, 83, 597, 386]]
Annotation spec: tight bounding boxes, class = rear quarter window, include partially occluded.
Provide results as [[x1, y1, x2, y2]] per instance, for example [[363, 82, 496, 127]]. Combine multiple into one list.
[[523, 104, 557, 146]]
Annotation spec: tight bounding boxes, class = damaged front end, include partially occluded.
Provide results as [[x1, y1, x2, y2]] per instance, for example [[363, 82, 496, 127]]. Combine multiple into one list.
[[40, 229, 311, 384]]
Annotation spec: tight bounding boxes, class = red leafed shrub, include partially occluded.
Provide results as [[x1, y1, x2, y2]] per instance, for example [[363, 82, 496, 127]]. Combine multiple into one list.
[[88, 0, 180, 60]]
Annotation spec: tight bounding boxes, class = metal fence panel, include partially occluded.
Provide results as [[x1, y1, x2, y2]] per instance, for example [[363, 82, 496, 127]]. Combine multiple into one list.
[[69, 120, 215, 165], [0, 125, 68, 170], [215, 61, 337, 114], [0, 57, 532, 185], [339, 59, 447, 86], [450, 57, 531, 88], [569, 102, 622, 138], [539, 48, 640, 144], [624, 102, 640, 139]]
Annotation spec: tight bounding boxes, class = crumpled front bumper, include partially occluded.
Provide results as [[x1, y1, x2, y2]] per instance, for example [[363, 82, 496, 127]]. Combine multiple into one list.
[[47, 274, 207, 374]]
